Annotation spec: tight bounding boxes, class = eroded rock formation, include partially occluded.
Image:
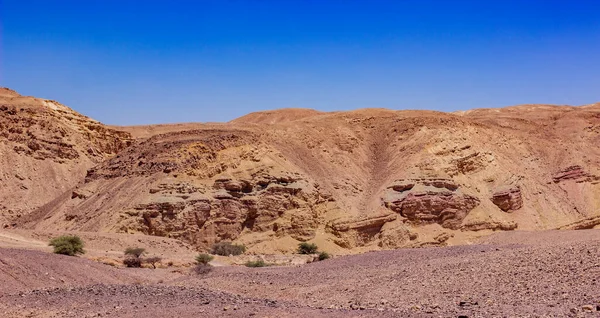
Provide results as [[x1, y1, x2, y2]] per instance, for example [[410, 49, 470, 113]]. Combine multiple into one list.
[[556, 215, 600, 230], [327, 213, 398, 248], [491, 186, 523, 212], [552, 165, 600, 184], [382, 178, 480, 230], [122, 172, 331, 250]]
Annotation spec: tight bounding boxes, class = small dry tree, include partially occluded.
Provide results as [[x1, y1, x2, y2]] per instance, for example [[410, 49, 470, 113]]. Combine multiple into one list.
[[144, 256, 162, 269]]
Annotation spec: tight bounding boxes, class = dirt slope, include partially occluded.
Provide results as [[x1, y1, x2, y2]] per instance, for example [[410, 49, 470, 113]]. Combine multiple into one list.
[[0, 248, 149, 294], [2, 87, 600, 254]]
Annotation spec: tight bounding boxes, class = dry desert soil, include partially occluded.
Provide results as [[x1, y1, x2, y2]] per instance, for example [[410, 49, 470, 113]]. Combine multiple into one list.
[[1, 230, 599, 317]]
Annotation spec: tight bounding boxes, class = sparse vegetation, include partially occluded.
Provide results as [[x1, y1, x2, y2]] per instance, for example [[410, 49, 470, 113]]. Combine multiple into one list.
[[49, 235, 85, 256], [144, 256, 162, 269], [123, 256, 142, 268], [123, 247, 146, 268], [211, 241, 246, 256], [245, 259, 268, 267], [193, 253, 215, 275], [297, 242, 330, 261], [297, 242, 318, 254], [318, 251, 331, 261], [194, 263, 213, 275], [124, 247, 146, 258], [195, 253, 214, 265]]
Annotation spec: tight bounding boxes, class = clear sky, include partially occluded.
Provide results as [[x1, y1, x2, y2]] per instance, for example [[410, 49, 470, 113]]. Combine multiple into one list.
[[1, 0, 599, 125]]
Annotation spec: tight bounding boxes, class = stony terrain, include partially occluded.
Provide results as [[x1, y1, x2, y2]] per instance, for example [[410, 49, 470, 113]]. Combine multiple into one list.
[[1, 87, 600, 254], [0, 230, 599, 317]]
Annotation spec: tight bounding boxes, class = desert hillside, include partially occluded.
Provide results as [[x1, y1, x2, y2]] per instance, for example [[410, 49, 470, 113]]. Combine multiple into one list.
[[2, 87, 600, 253], [0, 88, 131, 225]]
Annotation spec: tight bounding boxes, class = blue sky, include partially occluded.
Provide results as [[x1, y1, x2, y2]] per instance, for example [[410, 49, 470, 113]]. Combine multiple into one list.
[[1, 0, 599, 125]]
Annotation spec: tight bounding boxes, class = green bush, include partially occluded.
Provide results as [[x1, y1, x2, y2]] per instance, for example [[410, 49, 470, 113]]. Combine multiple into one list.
[[124, 247, 146, 258], [211, 242, 246, 256], [49, 235, 85, 256], [195, 253, 214, 265], [297, 242, 318, 254], [318, 251, 330, 261], [245, 260, 268, 268]]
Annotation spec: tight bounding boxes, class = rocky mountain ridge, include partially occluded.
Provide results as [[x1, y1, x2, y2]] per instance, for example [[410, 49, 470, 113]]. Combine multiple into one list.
[[2, 87, 600, 254]]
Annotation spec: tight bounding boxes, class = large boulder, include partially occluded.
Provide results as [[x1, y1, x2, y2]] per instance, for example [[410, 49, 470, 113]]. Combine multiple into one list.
[[490, 186, 523, 212]]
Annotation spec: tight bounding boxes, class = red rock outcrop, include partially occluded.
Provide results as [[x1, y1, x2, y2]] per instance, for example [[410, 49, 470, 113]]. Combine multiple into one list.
[[382, 178, 480, 230], [491, 186, 523, 212], [552, 165, 600, 183]]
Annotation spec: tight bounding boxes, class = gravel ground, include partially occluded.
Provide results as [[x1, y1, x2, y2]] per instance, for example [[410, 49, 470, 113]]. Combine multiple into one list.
[[1, 230, 600, 317]]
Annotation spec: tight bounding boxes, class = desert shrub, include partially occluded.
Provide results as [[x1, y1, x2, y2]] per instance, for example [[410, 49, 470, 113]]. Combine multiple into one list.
[[211, 242, 246, 256], [123, 256, 142, 268], [195, 253, 214, 265], [297, 242, 318, 254], [124, 247, 146, 258], [49, 235, 85, 256], [318, 251, 330, 261], [144, 256, 162, 269], [245, 260, 268, 268], [194, 263, 213, 275], [123, 247, 146, 268]]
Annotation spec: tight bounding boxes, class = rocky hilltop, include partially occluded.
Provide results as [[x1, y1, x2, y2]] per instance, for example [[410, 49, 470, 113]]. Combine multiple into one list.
[[2, 87, 600, 253], [0, 88, 131, 225]]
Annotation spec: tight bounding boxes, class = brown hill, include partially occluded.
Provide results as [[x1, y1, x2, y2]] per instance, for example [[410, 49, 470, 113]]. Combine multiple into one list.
[[4, 88, 597, 254], [230, 107, 324, 124], [0, 88, 131, 225]]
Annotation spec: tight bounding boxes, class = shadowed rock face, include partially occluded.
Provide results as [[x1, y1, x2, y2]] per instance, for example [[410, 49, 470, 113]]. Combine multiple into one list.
[[383, 179, 480, 230], [491, 186, 523, 212]]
